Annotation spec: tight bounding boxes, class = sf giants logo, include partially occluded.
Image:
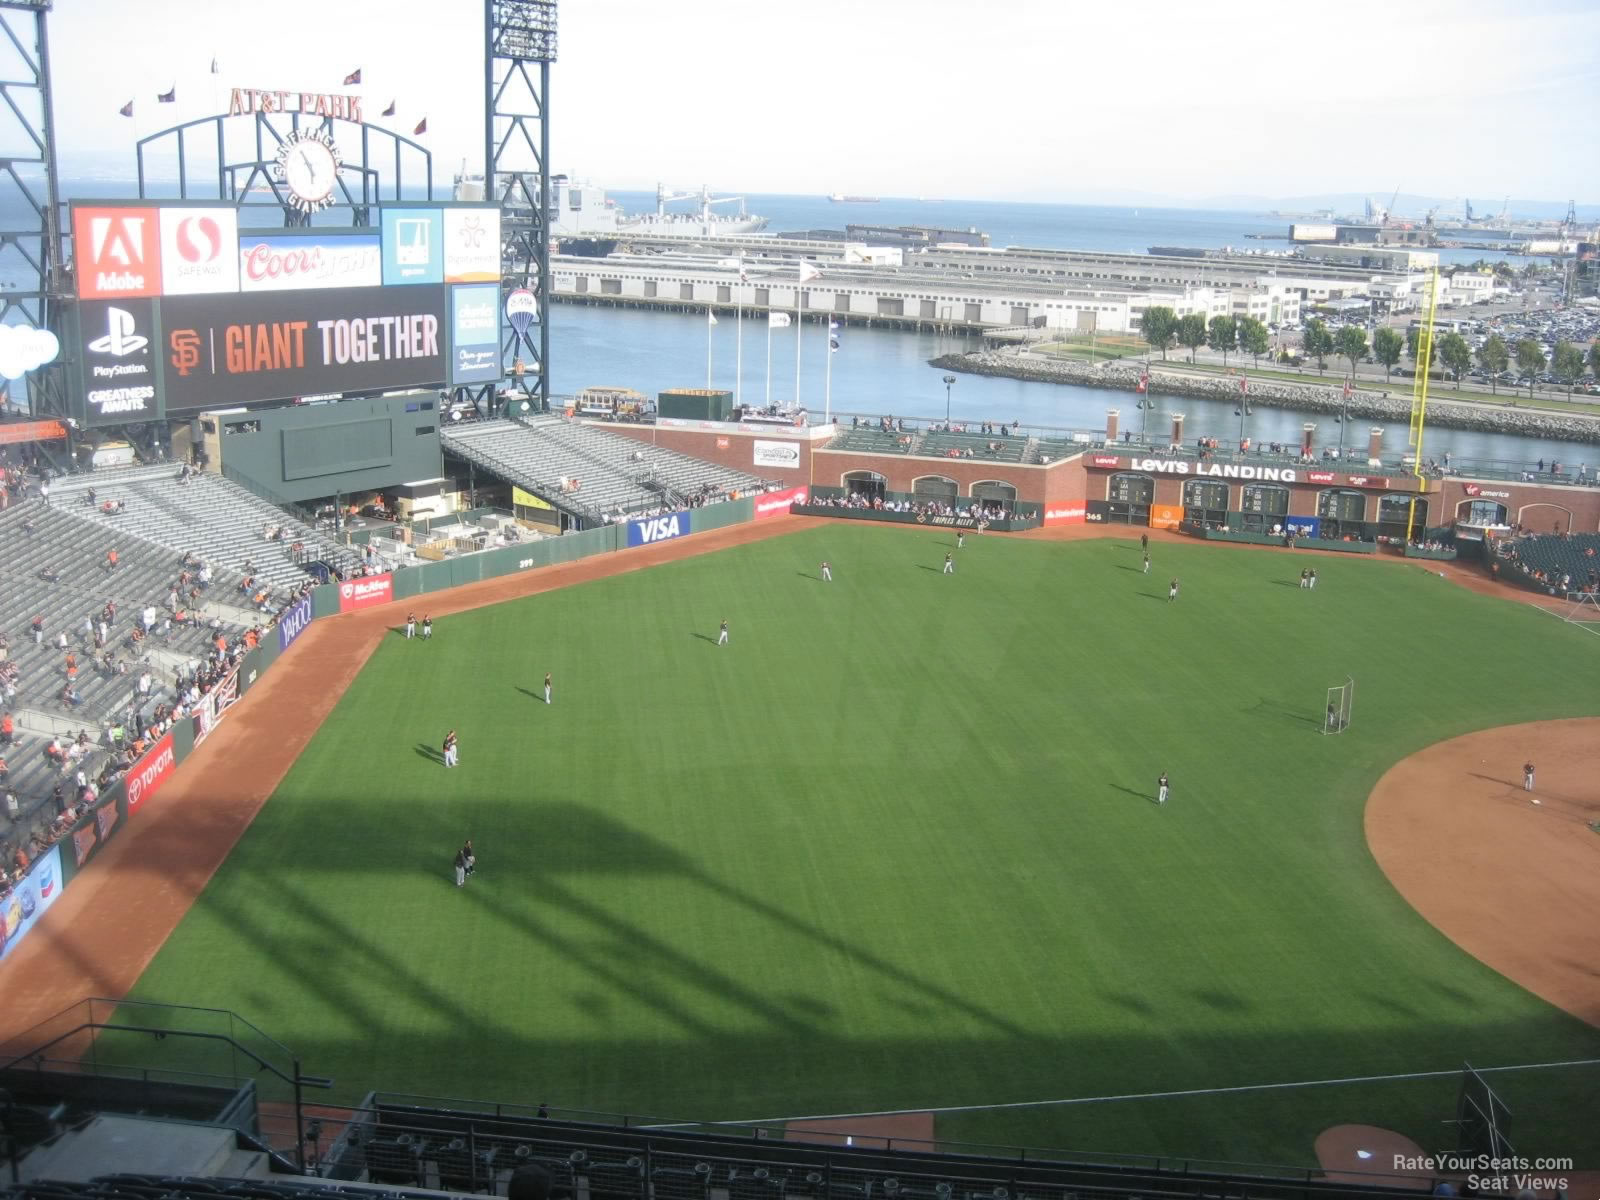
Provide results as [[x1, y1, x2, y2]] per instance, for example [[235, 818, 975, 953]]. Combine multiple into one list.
[[169, 329, 202, 376], [75, 207, 160, 298]]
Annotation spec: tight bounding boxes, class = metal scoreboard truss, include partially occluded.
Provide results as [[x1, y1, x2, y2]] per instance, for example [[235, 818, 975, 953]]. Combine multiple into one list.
[[484, 0, 557, 416]]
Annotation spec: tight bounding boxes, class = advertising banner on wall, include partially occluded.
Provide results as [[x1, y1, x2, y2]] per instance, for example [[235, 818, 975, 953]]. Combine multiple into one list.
[[626, 511, 691, 546], [443, 207, 501, 283], [1042, 502, 1086, 526], [238, 232, 382, 293], [752, 439, 801, 470], [73, 205, 162, 299], [512, 486, 553, 511], [450, 284, 500, 384], [277, 596, 314, 652], [161, 284, 446, 410], [77, 299, 163, 426], [125, 732, 177, 814], [0, 845, 63, 960], [1150, 503, 1183, 530], [338, 572, 393, 612], [381, 208, 443, 285], [753, 485, 807, 518], [193, 665, 241, 747], [1286, 516, 1321, 538], [159, 207, 240, 295]]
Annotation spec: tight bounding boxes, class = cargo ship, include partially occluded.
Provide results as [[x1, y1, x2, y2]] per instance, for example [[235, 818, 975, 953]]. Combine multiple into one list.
[[828, 192, 880, 203], [455, 166, 767, 255]]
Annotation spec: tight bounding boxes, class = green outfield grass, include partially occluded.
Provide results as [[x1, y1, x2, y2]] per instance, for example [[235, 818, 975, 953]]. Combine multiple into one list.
[[120, 526, 1600, 1166]]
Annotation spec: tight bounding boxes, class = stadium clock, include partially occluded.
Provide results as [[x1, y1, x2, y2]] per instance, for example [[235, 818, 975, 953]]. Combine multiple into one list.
[[275, 129, 341, 214]]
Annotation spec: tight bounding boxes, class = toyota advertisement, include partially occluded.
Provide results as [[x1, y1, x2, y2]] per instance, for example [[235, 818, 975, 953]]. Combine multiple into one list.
[[161, 284, 448, 411], [450, 284, 500, 384]]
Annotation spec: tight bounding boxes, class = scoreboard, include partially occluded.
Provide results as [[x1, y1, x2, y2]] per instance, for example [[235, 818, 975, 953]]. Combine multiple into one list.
[[1240, 483, 1290, 516]]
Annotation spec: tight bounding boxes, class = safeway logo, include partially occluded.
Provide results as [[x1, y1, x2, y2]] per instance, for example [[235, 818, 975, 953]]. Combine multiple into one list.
[[160, 207, 240, 295], [126, 734, 176, 813], [87, 307, 149, 356], [73, 206, 161, 298]]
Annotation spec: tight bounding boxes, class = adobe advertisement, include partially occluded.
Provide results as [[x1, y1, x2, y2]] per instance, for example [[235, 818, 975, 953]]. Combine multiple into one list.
[[72, 204, 162, 299], [381, 207, 443, 285], [450, 284, 500, 384], [161, 284, 447, 410], [238, 232, 382, 293]]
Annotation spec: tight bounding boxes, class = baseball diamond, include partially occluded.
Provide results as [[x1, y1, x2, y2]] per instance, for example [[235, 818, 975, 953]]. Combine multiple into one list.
[[9, 516, 1597, 1174]]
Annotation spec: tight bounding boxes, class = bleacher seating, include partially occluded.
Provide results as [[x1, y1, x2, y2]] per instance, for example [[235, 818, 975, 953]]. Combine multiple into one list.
[[1496, 531, 1600, 594], [50, 469, 362, 589], [918, 431, 1027, 464], [0, 498, 252, 836], [442, 418, 769, 517], [828, 427, 916, 455]]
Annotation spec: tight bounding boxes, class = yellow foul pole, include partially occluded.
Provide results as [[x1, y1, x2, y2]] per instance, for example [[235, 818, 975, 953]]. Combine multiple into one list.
[[1406, 268, 1439, 544]]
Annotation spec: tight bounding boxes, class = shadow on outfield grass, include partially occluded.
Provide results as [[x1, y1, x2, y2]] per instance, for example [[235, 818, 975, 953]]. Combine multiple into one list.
[[1244, 699, 1321, 728], [795, 572, 818, 581], [514, 687, 543, 703], [1110, 784, 1157, 805], [1270, 580, 1303, 588], [415, 743, 444, 763], [690, 632, 719, 645]]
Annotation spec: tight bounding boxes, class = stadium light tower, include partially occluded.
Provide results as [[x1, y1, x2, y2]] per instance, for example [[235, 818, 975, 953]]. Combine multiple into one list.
[[486, 0, 557, 417]]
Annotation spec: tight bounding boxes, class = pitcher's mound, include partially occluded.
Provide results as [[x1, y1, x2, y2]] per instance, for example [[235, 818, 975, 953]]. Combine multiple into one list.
[[786, 1113, 935, 1151], [1315, 1125, 1431, 1189]]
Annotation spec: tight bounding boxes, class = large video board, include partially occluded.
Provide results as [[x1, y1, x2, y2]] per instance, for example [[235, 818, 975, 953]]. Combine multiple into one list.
[[163, 285, 448, 411], [68, 201, 501, 426]]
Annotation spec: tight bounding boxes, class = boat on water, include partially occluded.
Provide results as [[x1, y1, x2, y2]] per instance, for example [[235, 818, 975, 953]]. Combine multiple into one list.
[[455, 166, 767, 254], [828, 192, 880, 203]]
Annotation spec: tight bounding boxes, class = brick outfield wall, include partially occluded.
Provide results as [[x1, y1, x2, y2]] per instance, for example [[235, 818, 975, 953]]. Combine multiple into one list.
[[594, 423, 1600, 532]]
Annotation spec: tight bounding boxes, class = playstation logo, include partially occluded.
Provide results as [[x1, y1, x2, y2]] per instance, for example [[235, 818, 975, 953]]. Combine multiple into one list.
[[87, 307, 149, 356]]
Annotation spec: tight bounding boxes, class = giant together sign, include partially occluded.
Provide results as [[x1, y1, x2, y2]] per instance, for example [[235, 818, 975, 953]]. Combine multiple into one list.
[[69, 200, 501, 426]]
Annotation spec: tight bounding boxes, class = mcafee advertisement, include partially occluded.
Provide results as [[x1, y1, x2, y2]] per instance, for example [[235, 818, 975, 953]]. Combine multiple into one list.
[[338, 573, 393, 612], [161, 285, 447, 410]]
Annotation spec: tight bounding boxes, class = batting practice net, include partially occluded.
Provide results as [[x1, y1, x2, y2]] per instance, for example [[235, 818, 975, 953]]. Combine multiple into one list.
[[1323, 677, 1353, 734]]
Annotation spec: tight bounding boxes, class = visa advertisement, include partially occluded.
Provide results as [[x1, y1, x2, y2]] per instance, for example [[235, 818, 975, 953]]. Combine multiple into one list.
[[0, 845, 63, 960], [627, 511, 692, 547], [450, 284, 500, 384], [381, 207, 443, 285], [160, 284, 447, 410]]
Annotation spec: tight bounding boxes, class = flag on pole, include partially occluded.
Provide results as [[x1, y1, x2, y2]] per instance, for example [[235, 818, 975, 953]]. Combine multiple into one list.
[[829, 319, 841, 353], [708, 309, 719, 326], [798, 260, 822, 282], [1137, 373, 1149, 393], [157, 87, 176, 103], [413, 118, 428, 135], [1239, 375, 1248, 394], [343, 69, 362, 86], [382, 100, 396, 117], [119, 100, 134, 118], [768, 313, 791, 328], [1343, 379, 1352, 399]]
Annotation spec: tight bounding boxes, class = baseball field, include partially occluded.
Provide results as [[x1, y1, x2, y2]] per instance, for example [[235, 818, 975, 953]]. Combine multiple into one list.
[[106, 524, 1600, 1166]]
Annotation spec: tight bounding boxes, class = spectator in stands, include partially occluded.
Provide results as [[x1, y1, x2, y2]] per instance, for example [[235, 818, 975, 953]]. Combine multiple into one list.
[[37, 564, 58, 583], [61, 683, 82, 709], [53, 630, 67, 651], [0, 712, 11, 745], [105, 547, 119, 572], [86, 486, 96, 506], [30, 615, 42, 645]]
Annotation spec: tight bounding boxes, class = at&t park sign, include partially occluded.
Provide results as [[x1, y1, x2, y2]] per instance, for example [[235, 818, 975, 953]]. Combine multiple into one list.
[[229, 87, 362, 122]]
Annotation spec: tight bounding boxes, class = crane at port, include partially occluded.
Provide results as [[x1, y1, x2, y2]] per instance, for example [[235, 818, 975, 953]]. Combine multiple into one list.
[[654, 183, 751, 219]]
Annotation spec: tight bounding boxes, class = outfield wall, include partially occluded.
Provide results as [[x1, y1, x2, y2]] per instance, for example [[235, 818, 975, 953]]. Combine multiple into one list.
[[1, 491, 794, 966]]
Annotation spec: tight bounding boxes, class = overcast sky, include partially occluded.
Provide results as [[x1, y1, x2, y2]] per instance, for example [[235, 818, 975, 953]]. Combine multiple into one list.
[[42, 0, 1600, 207]]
